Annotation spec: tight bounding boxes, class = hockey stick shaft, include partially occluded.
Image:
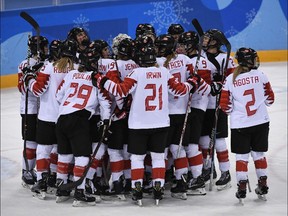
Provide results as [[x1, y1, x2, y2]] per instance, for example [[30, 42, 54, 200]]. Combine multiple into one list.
[[176, 35, 204, 159], [20, 12, 40, 173], [192, 18, 204, 37], [59, 116, 113, 191]]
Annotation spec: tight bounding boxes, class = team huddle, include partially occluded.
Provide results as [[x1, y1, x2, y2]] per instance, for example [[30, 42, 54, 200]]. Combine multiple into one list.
[[17, 22, 275, 207]]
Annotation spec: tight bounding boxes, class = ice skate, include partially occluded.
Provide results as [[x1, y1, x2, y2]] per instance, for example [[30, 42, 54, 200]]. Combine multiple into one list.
[[215, 170, 232, 191], [123, 178, 132, 195], [132, 181, 143, 206], [55, 179, 71, 203], [143, 172, 153, 194], [153, 181, 164, 206], [170, 176, 187, 200], [85, 178, 101, 203], [187, 176, 206, 195], [21, 169, 36, 189], [201, 166, 217, 183], [31, 173, 48, 200], [255, 176, 268, 201], [101, 178, 126, 201], [47, 173, 57, 194], [235, 180, 247, 205], [72, 189, 96, 207]]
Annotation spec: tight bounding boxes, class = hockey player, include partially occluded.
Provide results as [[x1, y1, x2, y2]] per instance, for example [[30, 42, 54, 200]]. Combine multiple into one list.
[[55, 46, 111, 207], [18, 35, 49, 188], [219, 47, 274, 203], [23, 39, 79, 199], [92, 43, 201, 206], [67, 27, 90, 54], [177, 31, 213, 195], [199, 29, 235, 190], [167, 24, 185, 54]]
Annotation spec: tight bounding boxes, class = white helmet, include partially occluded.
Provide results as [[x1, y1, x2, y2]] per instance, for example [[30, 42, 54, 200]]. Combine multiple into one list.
[[112, 33, 131, 56]]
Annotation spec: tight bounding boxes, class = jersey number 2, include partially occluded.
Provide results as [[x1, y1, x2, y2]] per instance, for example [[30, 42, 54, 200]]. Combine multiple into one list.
[[244, 88, 256, 116]]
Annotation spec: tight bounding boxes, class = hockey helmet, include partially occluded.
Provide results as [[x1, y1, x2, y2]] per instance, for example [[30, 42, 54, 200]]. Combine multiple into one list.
[[168, 24, 185, 35], [134, 45, 156, 67], [178, 31, 199, 52], [154, 34, 175, 57], [49, 39, 63, 61], [235, 47, 259, 69]]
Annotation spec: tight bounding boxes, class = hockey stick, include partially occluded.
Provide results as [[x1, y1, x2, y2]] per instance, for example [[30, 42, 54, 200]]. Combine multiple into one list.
[[20, 11, 40, 174], [176, 35, 204, 158], [207, 32, 231, 191], [59, 117, 113, 191], [192, 18, 204, 37]]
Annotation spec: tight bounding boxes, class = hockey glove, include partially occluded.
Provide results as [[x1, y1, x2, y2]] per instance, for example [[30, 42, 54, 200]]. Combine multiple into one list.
[[187, 74, 201, 94], [210, 82, 223, 96], [91, 71, 108, 89], [97, 119, 112, 144], [213, 73, 223, 82]]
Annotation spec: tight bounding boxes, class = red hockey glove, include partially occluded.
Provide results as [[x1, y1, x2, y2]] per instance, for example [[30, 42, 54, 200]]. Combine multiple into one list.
[[187, 74, 201, 93]]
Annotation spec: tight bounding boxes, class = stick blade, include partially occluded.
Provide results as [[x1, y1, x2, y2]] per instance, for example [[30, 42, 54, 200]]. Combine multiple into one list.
[[20, 11, 40, 36]]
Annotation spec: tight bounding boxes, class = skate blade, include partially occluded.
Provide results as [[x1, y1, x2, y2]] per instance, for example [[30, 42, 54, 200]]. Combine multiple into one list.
[[187, 187, 206, 196], [101, 194, 126, 201], [216, 182, 232, 191], [171, 192, 187, 200], [135, 199, 143, 206], [155, 199, 160, 206], [72, 200, 96, 207], [47, 187, 57, 195], [32, 191, 46, 200], [238, 198, 245, 205], [257, 194, 267, 201], [21, 182, 33, 189], [56, 196, 70, 203]]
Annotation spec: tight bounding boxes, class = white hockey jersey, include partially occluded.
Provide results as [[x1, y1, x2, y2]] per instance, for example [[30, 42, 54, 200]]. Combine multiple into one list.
[[18, 58, 39, 114], [220, 69, 275, 128], [102, 66, 192, 129], [202, 52, 235, 109], [27, 61, 74, 122], [56, 70, 111, 120], [190, 54, 211, 111]]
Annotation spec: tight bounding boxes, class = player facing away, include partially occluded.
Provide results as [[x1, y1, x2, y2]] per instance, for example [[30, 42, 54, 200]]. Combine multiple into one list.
[[219, 47, 274, 204], [55, 47, 111, 207], [18, 35, 49, 188], [92, 44, 201, 206], [199, 29, 235, 190]]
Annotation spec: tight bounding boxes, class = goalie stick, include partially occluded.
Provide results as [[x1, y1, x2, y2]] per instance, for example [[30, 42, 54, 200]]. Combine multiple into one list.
[[207, 31, 231, 191], [20, 11, 40, 174], [58, 116, 113, 191]]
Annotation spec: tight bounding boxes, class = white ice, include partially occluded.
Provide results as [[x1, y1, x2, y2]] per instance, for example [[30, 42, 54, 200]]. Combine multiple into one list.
[[1, 62, 287, 216]]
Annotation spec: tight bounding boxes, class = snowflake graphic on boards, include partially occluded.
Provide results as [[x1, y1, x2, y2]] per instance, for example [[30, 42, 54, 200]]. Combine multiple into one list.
[[73, 14, 90, 32], [245, 8, 262, 27], [144, 0, 193, 34]]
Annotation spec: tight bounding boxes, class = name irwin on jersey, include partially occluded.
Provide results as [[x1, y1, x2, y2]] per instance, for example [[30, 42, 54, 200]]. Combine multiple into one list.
[[233, 76, 259, 87], [146, 71, 161, 79]]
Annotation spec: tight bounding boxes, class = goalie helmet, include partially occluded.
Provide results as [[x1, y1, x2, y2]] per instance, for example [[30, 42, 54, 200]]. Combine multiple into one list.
[[49, 40, 63, 61], [28, 36, 49, 59], [79, 46, 100, 71], [134, 45, 156, 67], [178, 31, 199, 52], [117, 38, 133, 58], [235, 47, 259, 69], [154, 34, 175, 57], [203, 29, 224, 50], [168, 24, 184, 35]]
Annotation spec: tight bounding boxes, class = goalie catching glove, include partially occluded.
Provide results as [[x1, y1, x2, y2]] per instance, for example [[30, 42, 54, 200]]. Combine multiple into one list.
[[22, 62, 44, 86], [97, 119, 112, 144]]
